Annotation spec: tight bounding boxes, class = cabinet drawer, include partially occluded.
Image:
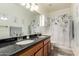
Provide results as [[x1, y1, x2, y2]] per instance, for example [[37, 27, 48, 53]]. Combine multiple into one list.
[[16, 41, 43, 56]]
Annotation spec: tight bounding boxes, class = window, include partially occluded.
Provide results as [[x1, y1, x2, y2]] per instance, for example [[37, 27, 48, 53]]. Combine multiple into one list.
[[39, 15, 45, 26]]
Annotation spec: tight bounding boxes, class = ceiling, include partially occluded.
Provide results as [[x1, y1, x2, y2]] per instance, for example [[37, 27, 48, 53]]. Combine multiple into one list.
[[35, 3, 72, 15]]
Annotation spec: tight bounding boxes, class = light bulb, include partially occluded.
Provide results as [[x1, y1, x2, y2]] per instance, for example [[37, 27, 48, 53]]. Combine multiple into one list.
[[30, 3, 39, 11], [4, 17, 8, 20], [1, 17, 4, 20], [34, 5, 39, 10], [26, 3, 30, 8], [30, 7, 34, 11]]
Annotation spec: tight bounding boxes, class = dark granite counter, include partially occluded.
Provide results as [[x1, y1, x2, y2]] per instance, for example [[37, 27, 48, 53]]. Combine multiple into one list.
[[0, 35, 50, 56]]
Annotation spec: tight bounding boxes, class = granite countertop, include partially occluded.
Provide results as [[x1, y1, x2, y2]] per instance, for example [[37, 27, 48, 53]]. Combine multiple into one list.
[[0, 35, 50, 56]]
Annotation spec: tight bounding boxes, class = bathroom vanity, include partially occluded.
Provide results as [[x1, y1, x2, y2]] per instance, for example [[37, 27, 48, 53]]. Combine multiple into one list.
[[15, 37, 51, 56], [0, 35, 51, 56]]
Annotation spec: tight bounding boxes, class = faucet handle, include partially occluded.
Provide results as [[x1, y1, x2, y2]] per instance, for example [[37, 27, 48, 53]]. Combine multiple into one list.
[[27, 35, 29, 39]]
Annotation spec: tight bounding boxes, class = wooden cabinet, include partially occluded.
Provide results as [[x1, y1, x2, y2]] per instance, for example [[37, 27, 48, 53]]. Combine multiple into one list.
[[16, 42, 43, 56], [44, 39, 51, 56], [44, 44, 48, 56], [48, 41, 51, 54], [35, 48, 43, 56], [44, 39, 49, 45], [15, 37, 51, 56], [15, 48, 34, 56]]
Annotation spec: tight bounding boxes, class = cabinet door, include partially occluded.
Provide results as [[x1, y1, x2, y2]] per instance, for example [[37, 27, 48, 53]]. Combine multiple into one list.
[[15, 48, 34, 56], [48, 41, 51, 54], [35, 48, 43, 56], [44, 44, 48, 56]]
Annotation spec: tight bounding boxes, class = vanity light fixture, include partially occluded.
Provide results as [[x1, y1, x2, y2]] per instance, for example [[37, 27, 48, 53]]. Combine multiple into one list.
[[31, 3, 38, 11], [1, 17, 8, 20], [20, 3, 39, 11], [0, 14, 8, 20]]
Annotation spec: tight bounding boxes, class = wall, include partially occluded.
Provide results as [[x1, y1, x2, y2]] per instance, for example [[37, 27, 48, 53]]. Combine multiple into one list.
[[50, 8, 72, 16], [71, 3, 79, 55], [47, 8, 72, 49], [0, 3, 39, 37]]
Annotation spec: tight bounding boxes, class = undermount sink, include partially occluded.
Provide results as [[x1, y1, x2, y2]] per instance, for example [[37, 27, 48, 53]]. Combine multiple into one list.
[[16, 40, 34, 45]]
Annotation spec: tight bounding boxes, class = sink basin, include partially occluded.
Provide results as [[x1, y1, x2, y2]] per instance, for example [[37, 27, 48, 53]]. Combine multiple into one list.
[[16, 40, 34, 45]]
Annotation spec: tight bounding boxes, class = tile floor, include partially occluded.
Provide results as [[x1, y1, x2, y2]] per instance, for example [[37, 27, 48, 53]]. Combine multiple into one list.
[[49, 46, 74, 56]]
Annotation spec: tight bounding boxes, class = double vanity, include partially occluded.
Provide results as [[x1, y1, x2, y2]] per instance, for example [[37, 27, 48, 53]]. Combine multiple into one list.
[[0, 35, 51, 56]]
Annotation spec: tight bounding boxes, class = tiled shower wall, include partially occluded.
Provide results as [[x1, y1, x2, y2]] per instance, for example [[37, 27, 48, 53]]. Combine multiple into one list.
[[48, 8, 73, 49], [71, 4, 79, 55]]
